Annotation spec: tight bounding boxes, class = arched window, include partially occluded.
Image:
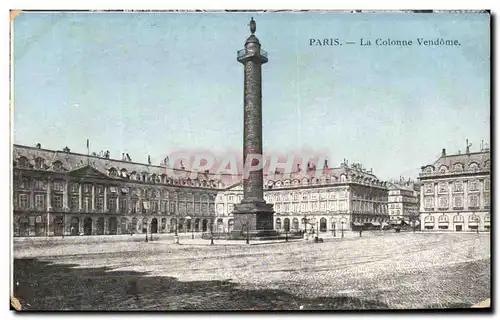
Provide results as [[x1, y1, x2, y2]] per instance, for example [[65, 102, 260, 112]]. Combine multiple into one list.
[[120, 168, 128, 178], [453, 214, 464, 223], [340, 174, 347, 182], [108, 167, 118, 177], [18, 156, 29, 168], [453, 163, 464, 172], [275, 218, 281, 230], [469, 162, 479, 171], [439, 165, 448, 173], [320, 218, 327, 232], [283, 218, 290, 232], [292, 218, 299, 231], [34, 157, 45, 169]]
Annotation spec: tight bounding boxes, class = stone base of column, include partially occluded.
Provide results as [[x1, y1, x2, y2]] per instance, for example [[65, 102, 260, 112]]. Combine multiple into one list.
[[229, 200, 279, 240]]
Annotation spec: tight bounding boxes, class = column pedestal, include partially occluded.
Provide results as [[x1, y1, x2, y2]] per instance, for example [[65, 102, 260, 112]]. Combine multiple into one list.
[[230, 200, 278, 240]]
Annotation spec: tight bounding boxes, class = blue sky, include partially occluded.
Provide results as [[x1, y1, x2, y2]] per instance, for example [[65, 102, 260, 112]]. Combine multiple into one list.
[[13, 11, 490, 180]]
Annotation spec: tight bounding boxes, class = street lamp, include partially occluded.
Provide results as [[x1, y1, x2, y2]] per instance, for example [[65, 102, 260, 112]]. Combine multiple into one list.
[[174, 218, 178, 236], [150, 224, 153, 242], [333, 222, 336, 238], [145, 220, 148, 243], [246, 223, 250, 245], [210, 221, 214, 245], [477, 216, 480, 234], [341, 221, 344, 238], [192, 223, 194, 239]]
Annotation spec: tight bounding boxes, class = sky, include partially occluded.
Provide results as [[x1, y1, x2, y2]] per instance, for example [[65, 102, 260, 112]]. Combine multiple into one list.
[[12, 11, 490, 180]]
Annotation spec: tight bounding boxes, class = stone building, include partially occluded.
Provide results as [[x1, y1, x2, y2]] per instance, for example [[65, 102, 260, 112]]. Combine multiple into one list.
[[418, 147, 491, 232], [12, 144, 390, 237], [387, 180, 420, 227], [215, 160, 389, 234], [12, 144, 223, 237]]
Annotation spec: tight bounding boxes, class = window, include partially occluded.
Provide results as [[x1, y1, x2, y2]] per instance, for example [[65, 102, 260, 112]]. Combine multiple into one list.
[[108, 197, 116, 212], [169, 202, 176, 213], [96, 184, 104, 194], [18, 194, 29, 209], [70, 183, 79, 193], [438, 196, 448, 209], [34, 157, 45, 169], [425, 184, 433, 194], [120, 198, 127, 213], [83, 197, 91, 211], [438, 183, 448, 193], [484, 179, 490, 191], [468, 195, 479, 208], [453, 196, 463, 209], [52, 195, 63, 209], [453, 163, 464, 171], [469, 180, 479, 192], [83, 183, 91, 194], [96, 197, 104, 211], [453, 182, 463, 193], [469, 162, 479, 170], [53, 180, 64, 192], [70, 196, 79, 211], [34, 179, 47, 190], [35, 194, 45, 210], [228, 195, 234, 202], [424, 197, 434, 209], [18, 157, 29, 168], [484, 193, 490, 207]]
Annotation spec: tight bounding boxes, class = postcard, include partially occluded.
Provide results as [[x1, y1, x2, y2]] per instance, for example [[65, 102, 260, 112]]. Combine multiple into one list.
[[11, 10, 491, 311]]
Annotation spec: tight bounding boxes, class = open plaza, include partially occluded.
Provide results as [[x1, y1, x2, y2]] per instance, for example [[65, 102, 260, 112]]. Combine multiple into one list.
[[12, 231, 490, 310]]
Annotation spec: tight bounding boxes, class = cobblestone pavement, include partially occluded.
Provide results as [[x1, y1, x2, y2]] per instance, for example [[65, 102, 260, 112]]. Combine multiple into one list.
[[13, 232, 490, 311]]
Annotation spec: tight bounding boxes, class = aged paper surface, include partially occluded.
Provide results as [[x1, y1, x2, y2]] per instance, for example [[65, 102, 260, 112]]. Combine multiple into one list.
[[11, 10, 491, 311]]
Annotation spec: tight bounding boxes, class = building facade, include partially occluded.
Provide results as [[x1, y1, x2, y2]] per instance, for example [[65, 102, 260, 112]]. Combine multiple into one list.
[[12, 144, 221, 237], [215, 161, 389, 234], [387, 180, 419, 226], [418, 148, 491, 232], [13, 144, 390, 237]]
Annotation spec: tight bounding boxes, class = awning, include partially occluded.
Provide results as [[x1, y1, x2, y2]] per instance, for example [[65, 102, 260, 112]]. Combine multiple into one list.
[[424, 221, 435, 225], [381, 222, 389, 226], [353, 222, 363, 226], [438, 222, 449, 226], [372, 221, 381, 226], [468, 221, 478, 226], [403, 220, 410, 225]]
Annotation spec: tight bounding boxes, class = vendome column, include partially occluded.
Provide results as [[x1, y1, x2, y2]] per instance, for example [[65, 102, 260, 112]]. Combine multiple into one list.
[[231, 18, 278, 240]]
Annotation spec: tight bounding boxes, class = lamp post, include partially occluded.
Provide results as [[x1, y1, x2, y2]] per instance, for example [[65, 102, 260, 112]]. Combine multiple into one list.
[[316, 221, 319, 237], [145, 220, 148, 243], [477, 216, 480, 234], [150, 224, 153, 242], [210, 221, 214, 245], [246, 223, 250, 245], [333, 222, 336, 238], [174, 218, 178, 236], [341, 221, 344, 238], [192, 223, 194, 239]]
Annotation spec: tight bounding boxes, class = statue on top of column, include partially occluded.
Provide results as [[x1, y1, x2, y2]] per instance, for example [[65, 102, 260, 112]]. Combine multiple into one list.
[[249, 17, 256, 34]]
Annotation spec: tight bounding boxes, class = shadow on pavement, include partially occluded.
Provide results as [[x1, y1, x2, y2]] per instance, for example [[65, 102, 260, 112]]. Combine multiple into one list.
[[13, 258, 389, 311]]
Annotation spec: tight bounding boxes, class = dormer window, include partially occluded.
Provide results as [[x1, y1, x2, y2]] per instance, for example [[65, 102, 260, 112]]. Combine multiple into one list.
[[53, 161, 63, 172], [34, 157, 45, 170], [18, 156, 29, 168], [108, 168, 118, 177]]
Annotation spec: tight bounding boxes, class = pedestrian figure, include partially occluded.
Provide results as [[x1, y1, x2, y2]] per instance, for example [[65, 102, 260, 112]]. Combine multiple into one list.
[[70, 226, 75, 236]]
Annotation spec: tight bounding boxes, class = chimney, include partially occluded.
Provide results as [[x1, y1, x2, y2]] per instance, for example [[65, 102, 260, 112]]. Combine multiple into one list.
[[324, 159, 328, 169], [297, 163, 301, 172], [122, 153, 125, 160], [466, 139, 471, 154], [441, 148, 446, 157], [35, 143, 41, 149]]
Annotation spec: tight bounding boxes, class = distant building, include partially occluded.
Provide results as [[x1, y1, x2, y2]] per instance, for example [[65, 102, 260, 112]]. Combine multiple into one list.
[[418, 146, 490, 232], [215, 161, 390, 234], [12, 144, 390, 237], [12, 144, 221, 237], [387, 179, 419, 227]]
